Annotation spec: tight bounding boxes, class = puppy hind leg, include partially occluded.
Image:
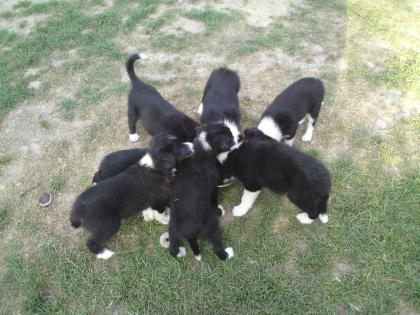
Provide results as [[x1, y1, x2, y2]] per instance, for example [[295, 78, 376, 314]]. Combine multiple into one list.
[[169, 230, 186, 258], [188, 238, 201, 261], [86, 217, 120, 259], [209, 227, 232, 260], [128, 106, 140, 142]]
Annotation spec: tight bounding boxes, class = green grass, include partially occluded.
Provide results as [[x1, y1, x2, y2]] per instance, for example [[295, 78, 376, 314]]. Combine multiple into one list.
[[185, 8, 235, 32], [0, 153, 14, 168]]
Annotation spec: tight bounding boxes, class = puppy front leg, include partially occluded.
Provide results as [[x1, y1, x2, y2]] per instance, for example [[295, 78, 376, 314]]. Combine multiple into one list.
[[232, 188, 261, 217], [188, 237, 202, 261], [302, 115, 315, 142], [128, 106, 140, 142]]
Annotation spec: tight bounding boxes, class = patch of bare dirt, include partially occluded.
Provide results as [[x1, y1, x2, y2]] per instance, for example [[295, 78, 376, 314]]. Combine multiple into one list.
[[180, 0, 306, 27], [331, 261, 355, 282], [0, 13, 51, 35], [84, 0, 113, 16], [160, 17, 205, 35]]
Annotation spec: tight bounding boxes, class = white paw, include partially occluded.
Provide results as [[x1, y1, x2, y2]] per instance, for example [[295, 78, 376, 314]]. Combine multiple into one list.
[[142, 208, 154, 221], [232, 204, 249, 217], [197, 103, 203, 116], [177, 246, 186, 257], [155, 212, 170, 225], [296, 212, 314, 224], [225, 247, 234, 259], [159, 232, 170, 248], [194, 254, 202, 261], [319, 213, 329, 224], [97, 248, 114, 260], [301, 132, 313, 142], [129, 133, 140, 142], [218, 205, 225, 217]]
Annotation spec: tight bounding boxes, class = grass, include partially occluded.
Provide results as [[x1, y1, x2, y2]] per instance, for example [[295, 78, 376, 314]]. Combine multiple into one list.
[[0, 0, 419, 314]]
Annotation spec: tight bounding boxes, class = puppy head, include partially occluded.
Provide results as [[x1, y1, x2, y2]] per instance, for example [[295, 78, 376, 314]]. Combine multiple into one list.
[[244, 128, 266, 140], [165, 115, 199, 142], [277, 112, 297, 139], [148, 133, 182, 172], [195, 123, 235, 154]]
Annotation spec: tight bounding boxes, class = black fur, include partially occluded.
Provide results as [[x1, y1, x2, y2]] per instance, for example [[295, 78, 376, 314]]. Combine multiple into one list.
[[168, 123, 235, 260], [126, 54, 199, 142], [92, 144, 193, 184], [224, 128, 331, 220], [201, 67, 241, 128], [92, 148, 147, 183], [70, 133, 192, 256], [259, 77, 324, 141]]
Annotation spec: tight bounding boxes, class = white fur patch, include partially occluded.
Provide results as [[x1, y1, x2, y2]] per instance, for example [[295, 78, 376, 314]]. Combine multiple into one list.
[[319, 213, 329, 224], [194, 254, 202, 261], [198, 132, 212, 151], [97, 248, 114, 260], [302, 115, 314, 142], [218, 205, 225, 217], [142, 207, 170, 224], [296, 212, 314, 224], [284, 137, 294, 146], [225, 247, 234, 259], [232, 189, 261, 217], [183, 142, 194, 152], [298, 115, 307, 125], [217, 151, 229, 164], [177, 246, 186, 257], [139, 153, 154, 168], [129, 133, 140, 142], [197, 103, 203, 116], [159, 232, 170, 248], [222, 119, 240, 144], [258, 116, 283, 141]]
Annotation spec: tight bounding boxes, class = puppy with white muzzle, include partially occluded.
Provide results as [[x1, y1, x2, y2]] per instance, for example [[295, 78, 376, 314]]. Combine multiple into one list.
[[198, 67, 241, 186], [167, 123, 237, 261], [258, 77, 324, 146], [70, 133, 193, 259], [223, 128, 331, 224], [126, 53, 199, 143]]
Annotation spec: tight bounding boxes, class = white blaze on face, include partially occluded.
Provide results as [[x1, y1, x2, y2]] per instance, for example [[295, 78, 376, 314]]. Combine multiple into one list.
[[222, 119, 240, 144], [258, 116, 283, 141], [198, 131, 212, 151]]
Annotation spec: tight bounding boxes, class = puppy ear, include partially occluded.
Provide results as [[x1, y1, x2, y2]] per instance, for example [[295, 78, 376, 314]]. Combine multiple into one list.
[[244, 128, 261, 139], [176, 143, 194, 161]]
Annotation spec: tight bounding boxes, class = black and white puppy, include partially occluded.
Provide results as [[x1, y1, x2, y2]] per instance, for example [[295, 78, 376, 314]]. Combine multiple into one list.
[[91, 144, 193, 224], [197, 68, 241, 186], [70, 133, 193, 259], [258, 77, 324, 146], [223, 128, 331, 224], [167, 123, 237, 261], [126, 53, 199, 142], [198, 67, 241, 142]]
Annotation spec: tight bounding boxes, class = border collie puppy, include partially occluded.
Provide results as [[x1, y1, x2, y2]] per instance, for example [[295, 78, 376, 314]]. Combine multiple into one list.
[[168, 123, 236, 261], [258, 77, 324, 146], [70, 133, 193, 259], [223, 128, 331, 224], [198, 68, 241, 141], [198, 68, 241, 186], [126, 53, 199, 142]]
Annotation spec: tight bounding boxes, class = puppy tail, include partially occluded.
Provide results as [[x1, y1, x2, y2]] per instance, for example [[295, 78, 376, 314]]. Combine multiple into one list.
[[126, 53, 145, 85], [318, 194, 329, 214], [70, 205, 84, 228]]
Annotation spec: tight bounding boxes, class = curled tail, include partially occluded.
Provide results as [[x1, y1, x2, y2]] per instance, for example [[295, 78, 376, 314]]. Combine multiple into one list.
[[126, 53, 147, 84], [70, 205, 84, 228], [318, 194, 329, 214]]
